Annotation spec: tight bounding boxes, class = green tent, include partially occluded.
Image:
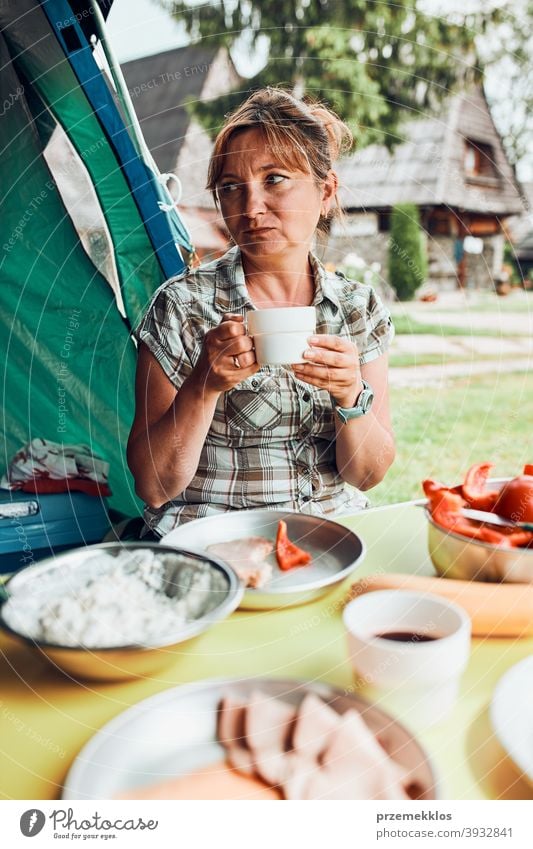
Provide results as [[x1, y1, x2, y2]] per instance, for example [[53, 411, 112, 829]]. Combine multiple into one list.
[[0, 0, 192, 514]]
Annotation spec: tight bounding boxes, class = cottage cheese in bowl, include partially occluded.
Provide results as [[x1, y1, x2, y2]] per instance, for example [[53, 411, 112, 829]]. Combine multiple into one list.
[[0, 544, 242, 679], [3, 547, 228, 647]]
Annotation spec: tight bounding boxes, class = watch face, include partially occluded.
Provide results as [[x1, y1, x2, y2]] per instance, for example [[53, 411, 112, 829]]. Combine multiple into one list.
[[335, 381, 374, 422], [360, 387, 374, 413]]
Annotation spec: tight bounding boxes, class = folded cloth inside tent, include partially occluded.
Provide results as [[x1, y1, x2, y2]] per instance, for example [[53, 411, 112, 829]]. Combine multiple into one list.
[[0, 439, 111, 496]]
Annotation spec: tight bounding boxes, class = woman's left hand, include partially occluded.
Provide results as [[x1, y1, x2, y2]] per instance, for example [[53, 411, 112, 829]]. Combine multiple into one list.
[[292, 334, 363, 409]]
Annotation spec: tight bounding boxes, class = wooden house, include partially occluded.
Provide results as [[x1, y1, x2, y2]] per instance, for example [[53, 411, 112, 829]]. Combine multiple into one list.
[[330, 87, 526, 290], [507, 181, 533, 282]]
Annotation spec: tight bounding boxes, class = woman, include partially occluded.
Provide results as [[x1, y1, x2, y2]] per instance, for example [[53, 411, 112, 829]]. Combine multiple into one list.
[[127, 88, 395, 537]]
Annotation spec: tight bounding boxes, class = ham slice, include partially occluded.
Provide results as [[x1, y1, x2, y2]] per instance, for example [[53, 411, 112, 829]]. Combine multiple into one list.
[[243, 690, 296, 786], [291, 693, 339, 760], [217, 695, 255, 775], [302, 709, 409, 800], [207, 537, 273, 588], [218, 692, 415, 800]]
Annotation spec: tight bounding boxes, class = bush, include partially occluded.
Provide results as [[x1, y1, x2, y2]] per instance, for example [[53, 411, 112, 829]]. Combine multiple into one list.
[[388, 204, 427, 300], [503, 241, 522, 286]]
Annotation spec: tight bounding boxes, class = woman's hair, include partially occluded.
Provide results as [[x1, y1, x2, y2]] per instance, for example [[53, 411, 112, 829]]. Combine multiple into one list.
[[206, 87, 353, 232]]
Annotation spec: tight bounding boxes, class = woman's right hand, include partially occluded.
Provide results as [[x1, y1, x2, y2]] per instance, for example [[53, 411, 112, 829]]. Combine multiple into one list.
[[194, 313, 259, 394]]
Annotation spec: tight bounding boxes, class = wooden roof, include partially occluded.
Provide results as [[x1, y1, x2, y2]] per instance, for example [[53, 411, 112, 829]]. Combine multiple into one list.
[[337, 87, 525, 217], [122, 44, 228, 176]]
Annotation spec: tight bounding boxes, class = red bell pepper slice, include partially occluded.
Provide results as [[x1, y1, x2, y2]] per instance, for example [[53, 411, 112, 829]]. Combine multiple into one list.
[[275, 520, 312, 571], [427, 488, 509, 545], [423, 478, 462, 498], [503, 530, 533, 548], [423, 467, 533, 548], [422, 478, 448, 498], [461, 462, 499, 511]]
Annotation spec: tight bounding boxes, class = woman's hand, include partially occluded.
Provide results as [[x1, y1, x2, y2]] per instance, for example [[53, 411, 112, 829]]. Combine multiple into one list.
[[292, 334, 362, 408], [195, 313, 259, 394]]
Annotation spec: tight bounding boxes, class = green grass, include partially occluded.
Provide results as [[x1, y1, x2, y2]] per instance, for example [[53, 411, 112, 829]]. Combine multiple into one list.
[[391, 314, 525, 338], [367, 372, 533, 507], [431, 292, 533, 314], [388, 352, 522, 368], [389, 353, 454, 368]]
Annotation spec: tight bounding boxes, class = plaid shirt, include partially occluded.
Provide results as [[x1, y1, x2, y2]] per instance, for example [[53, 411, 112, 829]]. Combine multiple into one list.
[[135, 246, 394, 536]]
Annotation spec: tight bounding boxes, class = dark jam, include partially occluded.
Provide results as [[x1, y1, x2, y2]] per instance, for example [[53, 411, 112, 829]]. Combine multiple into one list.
[[375, 631, 439, 643]]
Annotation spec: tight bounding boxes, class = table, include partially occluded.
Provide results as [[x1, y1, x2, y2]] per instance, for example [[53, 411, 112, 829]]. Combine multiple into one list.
[[1, 502, 532, 800]]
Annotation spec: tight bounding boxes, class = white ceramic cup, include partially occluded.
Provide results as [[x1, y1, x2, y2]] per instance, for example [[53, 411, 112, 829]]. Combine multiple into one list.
[[247, 307, 316, 365], [343, 590, 471, 727], [247, 306, 316, 335]]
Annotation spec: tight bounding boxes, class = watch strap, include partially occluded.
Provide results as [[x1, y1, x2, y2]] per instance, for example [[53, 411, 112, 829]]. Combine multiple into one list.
[[335, 380, 374, 423]]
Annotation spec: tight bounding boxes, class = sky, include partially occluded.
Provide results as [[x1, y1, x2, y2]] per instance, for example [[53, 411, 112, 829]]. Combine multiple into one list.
[[107, 0, 188, 62], [106, 0, 531, 182]]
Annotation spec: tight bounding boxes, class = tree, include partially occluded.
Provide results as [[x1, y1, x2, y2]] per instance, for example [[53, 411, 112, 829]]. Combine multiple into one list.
[[167, 0, 494, 147], [388, 204, 427, 301], [477, 0, 533, 176]]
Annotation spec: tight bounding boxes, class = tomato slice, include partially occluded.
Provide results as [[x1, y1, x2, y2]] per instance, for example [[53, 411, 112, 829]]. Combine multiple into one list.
[[495, 473, 533, 523], [275, 520, 312, 571]]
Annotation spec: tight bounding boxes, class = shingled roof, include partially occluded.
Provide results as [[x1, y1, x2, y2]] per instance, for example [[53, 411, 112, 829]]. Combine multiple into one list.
[[121, 44, 224, 175], [337, 87, 525, 217]]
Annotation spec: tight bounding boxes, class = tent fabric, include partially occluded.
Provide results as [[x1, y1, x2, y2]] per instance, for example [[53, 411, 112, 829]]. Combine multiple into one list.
[[0, 28, 138, 512], [42, 0, 192, 291], [0, 0, 193, 514], [2, 0, 182, 327]]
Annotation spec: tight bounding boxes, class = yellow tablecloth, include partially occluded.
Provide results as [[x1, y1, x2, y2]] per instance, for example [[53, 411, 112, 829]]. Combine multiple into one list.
[[1, 502, 531, 800]]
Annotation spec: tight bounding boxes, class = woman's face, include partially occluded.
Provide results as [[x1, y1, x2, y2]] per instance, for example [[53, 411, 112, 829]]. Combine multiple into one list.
[[216, 128, 336, 262]]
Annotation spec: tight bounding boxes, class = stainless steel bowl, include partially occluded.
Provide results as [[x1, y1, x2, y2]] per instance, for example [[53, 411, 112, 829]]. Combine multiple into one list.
[[0, 543, 243, 681], [427, 513, 533, 583]]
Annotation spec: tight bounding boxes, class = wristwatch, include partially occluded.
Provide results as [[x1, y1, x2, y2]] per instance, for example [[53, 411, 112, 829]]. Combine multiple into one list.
[[334, 380, 374, 424]]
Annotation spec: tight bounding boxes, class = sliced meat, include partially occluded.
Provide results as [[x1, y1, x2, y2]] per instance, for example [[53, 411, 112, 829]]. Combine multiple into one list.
[[291, 693, 339, 760], [217, 696, 254, 775], [282, 751, 321, 800], [226, 745, 256, 775], [243, 690, 296, 786], [311, 709, 409, 800], [207, 537, 273, 588], [217, 692, 416, 801]]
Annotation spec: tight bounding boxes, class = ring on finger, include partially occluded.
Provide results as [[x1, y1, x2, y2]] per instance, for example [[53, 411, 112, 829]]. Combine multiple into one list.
[[232, 355, 241, 369]]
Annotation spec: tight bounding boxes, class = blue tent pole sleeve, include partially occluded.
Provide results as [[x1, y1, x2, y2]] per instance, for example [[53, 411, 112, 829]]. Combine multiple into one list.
[[41, 0, 192, 277], [90, 0, 150, 163], [89, 0, 189, 242]]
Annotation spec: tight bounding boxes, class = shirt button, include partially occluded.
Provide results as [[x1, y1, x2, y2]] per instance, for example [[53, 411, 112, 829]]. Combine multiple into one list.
[[251, 379, 259, 389], [302, 392, 311, 402]]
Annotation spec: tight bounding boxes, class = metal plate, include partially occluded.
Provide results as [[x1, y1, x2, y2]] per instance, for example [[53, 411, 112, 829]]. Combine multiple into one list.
[[490, 657, 533, 784], [62, 677, 439, 800], [162, 510, 365, 609]]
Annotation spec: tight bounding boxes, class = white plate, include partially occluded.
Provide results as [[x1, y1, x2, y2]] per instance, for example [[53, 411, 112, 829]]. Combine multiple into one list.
[[162, 509, 365, 609], [490, 656, 533, 783], [62, 677, 439, 800]]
